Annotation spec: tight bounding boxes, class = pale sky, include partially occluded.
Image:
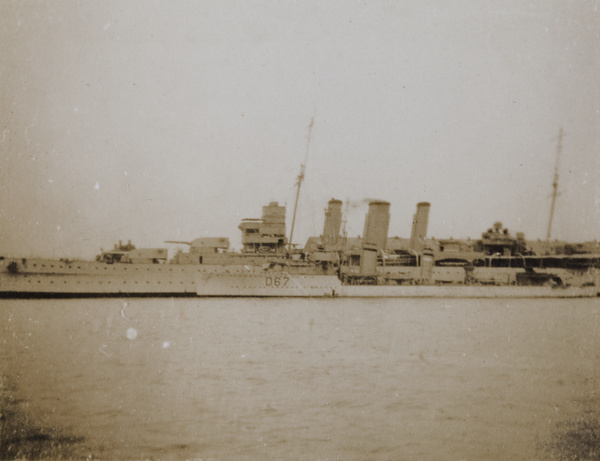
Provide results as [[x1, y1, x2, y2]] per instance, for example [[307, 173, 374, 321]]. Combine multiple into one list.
[[1, 1, 599, 259]]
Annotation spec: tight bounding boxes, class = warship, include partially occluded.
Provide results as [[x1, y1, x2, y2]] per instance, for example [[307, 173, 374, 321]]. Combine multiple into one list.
[[1, 198, 599, 298]]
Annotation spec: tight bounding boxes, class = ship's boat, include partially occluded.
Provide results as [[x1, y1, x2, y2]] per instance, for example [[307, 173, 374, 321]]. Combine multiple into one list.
[[1, 199, 599, 298]]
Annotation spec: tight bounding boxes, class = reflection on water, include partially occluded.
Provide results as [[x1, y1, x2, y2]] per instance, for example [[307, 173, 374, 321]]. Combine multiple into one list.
[[1, 297, 599, 460]]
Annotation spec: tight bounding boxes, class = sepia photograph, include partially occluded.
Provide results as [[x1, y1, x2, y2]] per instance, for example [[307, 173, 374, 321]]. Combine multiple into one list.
[[1, 1, 599, 459]]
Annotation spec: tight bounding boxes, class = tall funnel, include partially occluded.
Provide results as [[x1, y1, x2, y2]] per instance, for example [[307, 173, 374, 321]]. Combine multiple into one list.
[[360, 201, 391, 275], [322, 199, 342, 245], [409, 202, 430, 253]]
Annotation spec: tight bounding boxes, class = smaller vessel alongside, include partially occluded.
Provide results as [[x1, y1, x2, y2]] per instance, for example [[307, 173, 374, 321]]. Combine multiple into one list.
[[195, 200, 600, 298], [196, 272, 599, 298]]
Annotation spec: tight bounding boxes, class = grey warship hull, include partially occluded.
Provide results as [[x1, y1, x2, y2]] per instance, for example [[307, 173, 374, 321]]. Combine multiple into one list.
[[1, 257, 598, 299]]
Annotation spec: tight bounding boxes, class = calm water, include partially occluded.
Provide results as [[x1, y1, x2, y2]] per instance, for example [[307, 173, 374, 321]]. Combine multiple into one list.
[[1, 297, 600, 460]]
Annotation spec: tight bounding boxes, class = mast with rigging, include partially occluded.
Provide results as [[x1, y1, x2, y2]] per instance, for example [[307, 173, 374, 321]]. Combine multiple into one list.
[[546, 128, 563, 241], [288, 116, 315, 253]]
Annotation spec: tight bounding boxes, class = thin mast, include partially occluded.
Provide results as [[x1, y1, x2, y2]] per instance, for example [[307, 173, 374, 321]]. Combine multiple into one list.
[[546, 128, 563, 241], [288, 116, 314, 253]]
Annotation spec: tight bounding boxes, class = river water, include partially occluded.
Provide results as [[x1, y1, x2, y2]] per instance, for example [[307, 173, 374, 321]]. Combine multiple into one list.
[[1, 297, 600, 460]]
